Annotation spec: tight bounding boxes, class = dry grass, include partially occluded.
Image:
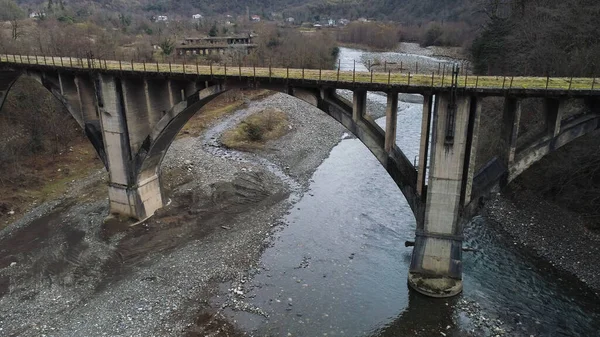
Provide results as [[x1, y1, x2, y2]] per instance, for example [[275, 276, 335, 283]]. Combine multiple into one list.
[[178, 89, 273, 138], [221, 108, 289, 151], [2, 54, 598, 91], [0, 140, 104, 227]]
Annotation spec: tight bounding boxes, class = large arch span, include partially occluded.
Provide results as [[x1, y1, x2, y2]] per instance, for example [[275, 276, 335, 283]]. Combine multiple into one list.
[[0, 68, 423, 223]]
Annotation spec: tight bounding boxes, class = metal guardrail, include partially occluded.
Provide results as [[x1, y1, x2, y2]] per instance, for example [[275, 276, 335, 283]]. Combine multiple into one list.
[[0, 53, 598, 92]]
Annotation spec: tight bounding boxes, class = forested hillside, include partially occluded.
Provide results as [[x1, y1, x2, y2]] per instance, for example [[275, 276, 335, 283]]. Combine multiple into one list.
[[13, 0, 476, 23], [472, 0, 600, 77]]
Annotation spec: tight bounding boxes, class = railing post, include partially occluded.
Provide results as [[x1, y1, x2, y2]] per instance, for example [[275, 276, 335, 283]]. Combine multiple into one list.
[[320, 67, 322, 82], [131, 60, 134, 71], [388, 70, 391, 85], [370, 70, 373, 83], [143, 61, 146, 72], [568, 76, 573, 91], [415, 61, 418, 73], [36, 55, 39, 64], [60, 57, 64, 67], [196, 60, 199, 75], [337, 63, 340, 83], [353, 60, 355, 83], [169, 61, 172, 75], [408, 72, 411, 86], [19, 55, 22, 63], [156, 61, 159, 72], [225, 63, 227, 76], [384, 60, 387, 72], [270, 64, 272, 82], [302, 67, 304, 82], [431, 72, 435, 87], [210, 62, 213, 77], [69, 57, 72, 67], [593, 78, 596, 90], [119, 60, 122, 71], [253, 63, 256, 82], [441, 68, 445, 87], [287, 66, 289, 81]]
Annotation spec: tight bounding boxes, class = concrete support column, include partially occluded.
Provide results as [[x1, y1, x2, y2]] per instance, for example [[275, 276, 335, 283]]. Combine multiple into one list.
[[352, 90, 367, 123], [502, 97, 522, 165], [417, 94, 433, 198], [463, 96, 481, 205], [96, 74, 164, 220], [384, 92, 398, 153], [409, 93, 474, 298], [545, 98, 562, 137]]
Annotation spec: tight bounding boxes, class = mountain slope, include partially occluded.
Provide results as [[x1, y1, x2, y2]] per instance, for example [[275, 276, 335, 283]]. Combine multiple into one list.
[[15, 0, 475, 23]]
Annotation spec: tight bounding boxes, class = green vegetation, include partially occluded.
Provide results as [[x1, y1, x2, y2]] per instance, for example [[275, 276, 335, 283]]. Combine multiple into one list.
[[221, 108, 289, 150]]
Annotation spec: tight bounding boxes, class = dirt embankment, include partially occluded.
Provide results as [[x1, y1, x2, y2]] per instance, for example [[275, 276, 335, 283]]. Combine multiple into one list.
[[0, 91, 345, 336]]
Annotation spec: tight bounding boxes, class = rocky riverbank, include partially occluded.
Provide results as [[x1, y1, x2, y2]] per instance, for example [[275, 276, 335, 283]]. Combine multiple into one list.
[[483, 190, 600, 297], [0, 93, 346, 336]]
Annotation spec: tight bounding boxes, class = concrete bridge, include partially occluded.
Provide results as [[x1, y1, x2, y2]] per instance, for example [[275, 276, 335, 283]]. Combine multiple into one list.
[[1, 54, 599, 298]]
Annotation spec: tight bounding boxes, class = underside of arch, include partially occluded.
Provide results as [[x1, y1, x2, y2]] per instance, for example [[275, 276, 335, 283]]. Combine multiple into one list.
[[0, 69, 108, 168], [133, 83, 422, 220]]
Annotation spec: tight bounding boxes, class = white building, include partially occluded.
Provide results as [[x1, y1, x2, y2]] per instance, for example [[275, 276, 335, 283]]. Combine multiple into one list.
[[192, 14, 203, 20], [156, 15, 168, 22], [29, 11, 44, 19], [251, 15, 261, 22]]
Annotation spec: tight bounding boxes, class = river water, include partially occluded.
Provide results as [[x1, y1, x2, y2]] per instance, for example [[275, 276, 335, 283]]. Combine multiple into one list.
[[226, 47, 600, 336]]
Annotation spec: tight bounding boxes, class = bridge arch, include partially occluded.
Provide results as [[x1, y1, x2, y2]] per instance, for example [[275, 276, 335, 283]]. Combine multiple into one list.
[[0, 70, 108, 167], [129, 82, 424, 225]]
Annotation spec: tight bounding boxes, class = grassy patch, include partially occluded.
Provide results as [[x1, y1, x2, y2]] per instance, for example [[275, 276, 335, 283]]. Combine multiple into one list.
[[178, 89, 273, 138], [221, 108, 289, 151]]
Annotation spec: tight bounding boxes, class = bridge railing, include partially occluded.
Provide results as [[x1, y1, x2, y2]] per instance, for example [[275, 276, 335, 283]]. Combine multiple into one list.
[[0, 53, 598, 91]]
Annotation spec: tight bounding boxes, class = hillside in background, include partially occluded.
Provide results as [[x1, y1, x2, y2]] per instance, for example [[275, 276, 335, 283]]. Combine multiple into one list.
[[13, 0, 477, 23]]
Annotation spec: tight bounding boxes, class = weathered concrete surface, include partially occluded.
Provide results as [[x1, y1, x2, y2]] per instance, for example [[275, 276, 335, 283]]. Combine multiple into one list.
[[409, 94, 475, 297]]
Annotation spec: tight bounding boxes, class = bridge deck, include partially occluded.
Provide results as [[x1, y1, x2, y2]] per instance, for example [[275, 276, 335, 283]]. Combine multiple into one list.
[[1, 54, 599, 96]]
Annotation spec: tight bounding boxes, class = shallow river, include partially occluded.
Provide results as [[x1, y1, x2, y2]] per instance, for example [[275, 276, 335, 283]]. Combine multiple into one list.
[[227, 47, 600, 336]]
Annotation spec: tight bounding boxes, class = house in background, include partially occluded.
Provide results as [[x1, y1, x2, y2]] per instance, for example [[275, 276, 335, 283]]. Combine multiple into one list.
[[251, 15, 261, 22], [156, 15, 168, 22], [192, 14, 203, 20]]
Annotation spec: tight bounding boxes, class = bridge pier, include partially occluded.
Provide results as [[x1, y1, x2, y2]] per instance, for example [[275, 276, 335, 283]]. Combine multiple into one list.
[[502, 97, 522, 166], [353, 90, 367, 122], [95, 74, 170, 220], [384, 92, 398, 153], [409, 93, 478, 297]]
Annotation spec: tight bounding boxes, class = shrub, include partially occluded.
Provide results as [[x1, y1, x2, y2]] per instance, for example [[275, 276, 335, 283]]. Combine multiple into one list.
[[221, 108, 288, 150]]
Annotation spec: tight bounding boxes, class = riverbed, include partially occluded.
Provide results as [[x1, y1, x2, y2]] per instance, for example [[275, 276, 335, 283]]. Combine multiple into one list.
[[218, 47, 600, 336]]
